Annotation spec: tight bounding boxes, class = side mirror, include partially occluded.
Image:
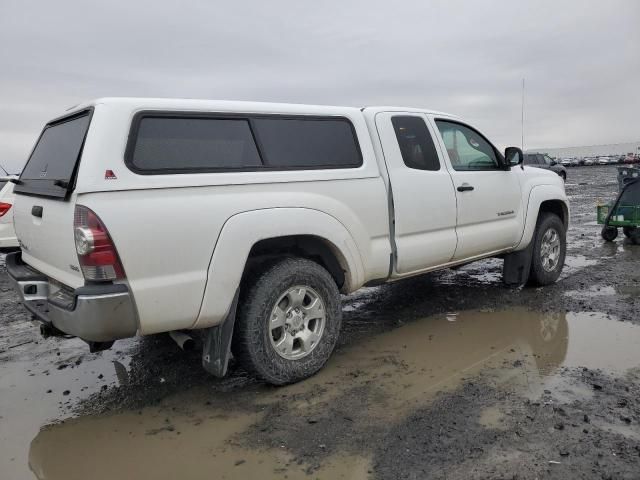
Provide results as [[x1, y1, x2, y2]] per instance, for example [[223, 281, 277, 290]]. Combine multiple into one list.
[[505, 146, 524, 168]]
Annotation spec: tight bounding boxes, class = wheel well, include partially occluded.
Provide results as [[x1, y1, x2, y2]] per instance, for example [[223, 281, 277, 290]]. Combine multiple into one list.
[[539, 200, 568, 229], [245, 235, 347, 289]]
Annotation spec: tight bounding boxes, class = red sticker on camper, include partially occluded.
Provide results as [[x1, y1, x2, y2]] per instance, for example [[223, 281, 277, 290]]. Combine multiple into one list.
[[105, 170, 117, 180]]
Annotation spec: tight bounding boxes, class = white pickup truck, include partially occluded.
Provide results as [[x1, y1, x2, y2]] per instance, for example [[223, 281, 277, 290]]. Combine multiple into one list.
[[7, 98, 568, 384]]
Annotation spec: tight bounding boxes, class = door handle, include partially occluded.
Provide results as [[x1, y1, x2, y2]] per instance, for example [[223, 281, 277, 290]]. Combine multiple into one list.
[[457, 184, 474, 192]]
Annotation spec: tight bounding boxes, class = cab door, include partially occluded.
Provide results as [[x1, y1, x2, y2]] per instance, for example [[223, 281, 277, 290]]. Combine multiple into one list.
[[375, 112, 458, 274], [430, 118, 523, 260]]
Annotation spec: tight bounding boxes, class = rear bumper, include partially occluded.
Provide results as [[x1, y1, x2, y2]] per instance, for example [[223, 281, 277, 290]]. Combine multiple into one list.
[[6, 251, 138, 342]]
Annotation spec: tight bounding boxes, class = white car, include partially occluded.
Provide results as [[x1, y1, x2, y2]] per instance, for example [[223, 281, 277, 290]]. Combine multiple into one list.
[[6, 98, 569, 384], [598, 156, 613, 165], [0, 179, 19, 251], [584, 157, 595, 166], [560, 158, 572, 167]]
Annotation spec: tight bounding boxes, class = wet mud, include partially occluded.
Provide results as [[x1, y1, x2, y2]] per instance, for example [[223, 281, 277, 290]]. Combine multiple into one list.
[[1, 166, 639, 479]]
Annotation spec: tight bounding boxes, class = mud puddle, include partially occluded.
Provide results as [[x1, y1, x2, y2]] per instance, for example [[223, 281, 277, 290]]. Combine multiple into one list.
[[562, 254, 598, 271], [0, 339, 135, 480], [23, 308, 640, 480], [565, 283, 640, 299]]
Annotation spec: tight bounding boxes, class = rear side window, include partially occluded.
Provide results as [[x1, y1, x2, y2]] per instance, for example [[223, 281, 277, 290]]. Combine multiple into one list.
[[15, 111, 92, 198], [128, 117, 262, 172], [126, 113, 362, 174], [252, 118, 361, 169], [391, 116, 440, 171]]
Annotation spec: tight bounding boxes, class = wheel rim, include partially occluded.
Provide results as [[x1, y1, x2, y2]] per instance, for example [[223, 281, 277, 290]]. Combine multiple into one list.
[[539, 314, 560, 342], [540, 227, 561, 272], [269, 285, 326, 360]]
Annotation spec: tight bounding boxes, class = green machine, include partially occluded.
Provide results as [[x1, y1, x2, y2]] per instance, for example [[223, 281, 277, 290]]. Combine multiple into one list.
[[598, 166, 640, 244]]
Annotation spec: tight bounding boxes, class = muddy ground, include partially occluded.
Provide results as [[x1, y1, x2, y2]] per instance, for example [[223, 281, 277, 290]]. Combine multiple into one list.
[[1, 165, 639, 480]]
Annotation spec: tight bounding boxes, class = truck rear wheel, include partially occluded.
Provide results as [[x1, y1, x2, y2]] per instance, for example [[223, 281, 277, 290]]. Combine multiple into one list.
[[529, 213, 566, 286], [232, 257, 341, 385]]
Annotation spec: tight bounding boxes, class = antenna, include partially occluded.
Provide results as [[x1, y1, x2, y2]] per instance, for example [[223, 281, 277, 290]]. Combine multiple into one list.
[[521, 78, 525, 151]]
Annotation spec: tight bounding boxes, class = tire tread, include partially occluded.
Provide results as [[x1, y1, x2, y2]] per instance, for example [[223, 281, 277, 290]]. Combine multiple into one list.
[[529, 212, 566, 286], [232, 257, 341, 385]]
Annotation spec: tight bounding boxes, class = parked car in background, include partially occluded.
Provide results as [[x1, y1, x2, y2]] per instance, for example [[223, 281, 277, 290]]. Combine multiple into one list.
[[598, 156, 614, 165], [0, 179, 19, 252], [570, 158, 581, 167], [5, 97, 569, 385], [560, 158, 572, 167], [624, 154, 638, 164], [524, 152, 567, 181], [584, 157, 595, 166]]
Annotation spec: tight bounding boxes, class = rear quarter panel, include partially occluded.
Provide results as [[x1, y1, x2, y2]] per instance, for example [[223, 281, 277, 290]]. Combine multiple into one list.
[[79, 179, 390, 334]]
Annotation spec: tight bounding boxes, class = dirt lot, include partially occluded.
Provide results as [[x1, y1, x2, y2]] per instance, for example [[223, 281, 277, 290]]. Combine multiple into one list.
[[1, 165, 639, 480]]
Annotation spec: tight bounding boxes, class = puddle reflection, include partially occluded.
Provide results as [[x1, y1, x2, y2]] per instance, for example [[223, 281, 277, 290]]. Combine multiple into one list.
[[28, 309, 640, 480]]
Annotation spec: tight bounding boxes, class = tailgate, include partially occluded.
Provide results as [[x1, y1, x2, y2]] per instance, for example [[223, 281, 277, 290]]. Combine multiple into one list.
[[13, 198, 83, 288], [12, 110, 93, 289]]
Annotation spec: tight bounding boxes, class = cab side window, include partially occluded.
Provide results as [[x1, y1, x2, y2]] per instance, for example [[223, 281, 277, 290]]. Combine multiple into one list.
[[435, 120, 500, 171], [391, 116, 440, 171]]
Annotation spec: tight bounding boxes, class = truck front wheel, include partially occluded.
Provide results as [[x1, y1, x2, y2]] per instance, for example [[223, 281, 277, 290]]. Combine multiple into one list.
[[232, 257, 342, 385], [529, 213, 566, 286]]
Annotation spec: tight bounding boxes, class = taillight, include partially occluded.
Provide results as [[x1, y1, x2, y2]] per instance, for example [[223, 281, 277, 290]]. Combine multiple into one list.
[[0, 202, 12, 217], [73, 205, 125, 281]]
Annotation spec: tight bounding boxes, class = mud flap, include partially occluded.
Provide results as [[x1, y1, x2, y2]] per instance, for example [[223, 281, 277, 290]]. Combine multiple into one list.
[[502, 244, 533, 287], [202, 289, 239, 377]]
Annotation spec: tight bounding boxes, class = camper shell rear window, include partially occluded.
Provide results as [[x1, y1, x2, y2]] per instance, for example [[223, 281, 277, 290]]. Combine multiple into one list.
[[125, 112, 363, 174], [15, 109, 93, 198]]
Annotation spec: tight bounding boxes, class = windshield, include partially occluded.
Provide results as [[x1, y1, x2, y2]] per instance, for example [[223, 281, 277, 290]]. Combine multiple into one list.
[[15, 110, 92, 198]]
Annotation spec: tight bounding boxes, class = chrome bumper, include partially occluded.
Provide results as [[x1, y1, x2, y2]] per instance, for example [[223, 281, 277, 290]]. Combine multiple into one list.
[[5, 252, 138, 342]]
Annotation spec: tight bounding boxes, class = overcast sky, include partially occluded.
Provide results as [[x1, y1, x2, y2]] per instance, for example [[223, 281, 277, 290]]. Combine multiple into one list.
[[1, 0, 639, 172]]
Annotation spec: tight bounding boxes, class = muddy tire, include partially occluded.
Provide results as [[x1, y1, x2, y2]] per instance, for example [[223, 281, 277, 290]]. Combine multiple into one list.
[[232, 257, 341, 385], [601, 226, 618, 242], [629, 228, 640, 245], [528, 213, 566, 286]]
